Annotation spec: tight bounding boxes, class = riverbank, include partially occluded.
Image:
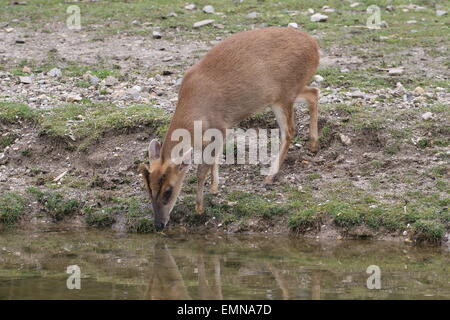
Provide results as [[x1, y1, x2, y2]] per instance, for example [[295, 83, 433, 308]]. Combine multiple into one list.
[[0, 0, 449, 244]]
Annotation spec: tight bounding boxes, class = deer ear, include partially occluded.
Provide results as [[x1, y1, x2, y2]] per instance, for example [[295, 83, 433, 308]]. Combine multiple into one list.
[[148, 139, 161, 161], [138, 164, 152, 197]]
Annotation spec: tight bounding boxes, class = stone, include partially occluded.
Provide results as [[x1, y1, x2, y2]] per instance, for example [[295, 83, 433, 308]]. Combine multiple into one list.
[[88, 74, 99, 85], [152, 31, 162, 39], [414, 86, 425, 94], [127, 85, 142, 99], [350, 2, 360, 8], [406, 20, 417, 24], [307, 8, 314, 14], [193, 19, 215, 28], [339, 134, 351, 146], [246, 11, 259, 19], [66, 94, 82, 102], [421, 112, 433, 121], [313, 75, 324, 82], [19, 76, 32, 84], [287, 22, 298, 28], [202, 5, 215, 14], [322, 6, 335, 13], [22, 66, 31, 74], [185, 3, 196, 10], [47, 67, 62, 78], [310, 13, 328, 22], [388, 67, 404, 76], [436, 10, 447, 17], [104, 76, 118, 87]]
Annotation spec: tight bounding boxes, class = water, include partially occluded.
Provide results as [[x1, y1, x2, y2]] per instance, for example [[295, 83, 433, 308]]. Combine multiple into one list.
[[0, 229, 449, 299]]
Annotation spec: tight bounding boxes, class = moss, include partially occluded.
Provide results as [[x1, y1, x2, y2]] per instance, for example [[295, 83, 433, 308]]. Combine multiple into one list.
[[0, 101, 36, 124], [412, 220, 445, 242], [0, 192, 25, 225], [288, 208, 320, 231], [85, 208, 115, 228], [28, 188, 81, 221]]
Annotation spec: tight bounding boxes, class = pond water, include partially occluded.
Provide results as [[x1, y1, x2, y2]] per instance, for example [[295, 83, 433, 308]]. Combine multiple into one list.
[[0, 229, 448, 299]]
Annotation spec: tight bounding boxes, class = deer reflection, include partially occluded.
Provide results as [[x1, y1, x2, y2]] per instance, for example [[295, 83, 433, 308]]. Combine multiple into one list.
[[146, 242, 191, 300], [145, 242, 223, 300]]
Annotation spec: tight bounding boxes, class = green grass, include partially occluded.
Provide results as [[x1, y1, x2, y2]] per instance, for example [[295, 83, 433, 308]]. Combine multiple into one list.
[[0, 101, 36, 123], [0, 192, 25, 225], [85, 208, 115, 228], [27, 187, 81, 221], [0, 133, 18, 152]]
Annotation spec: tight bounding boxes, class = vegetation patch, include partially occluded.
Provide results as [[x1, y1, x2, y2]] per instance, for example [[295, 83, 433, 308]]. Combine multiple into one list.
[[85, 208, 115, 228], [0, 101, 36, 124], [0, 192, 26, 226], [28, 187, 81, 221]]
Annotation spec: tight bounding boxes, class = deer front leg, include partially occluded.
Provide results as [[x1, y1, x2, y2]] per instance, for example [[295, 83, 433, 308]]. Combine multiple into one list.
[[210, 162, 219, 194], [196, 163, 212, 214]]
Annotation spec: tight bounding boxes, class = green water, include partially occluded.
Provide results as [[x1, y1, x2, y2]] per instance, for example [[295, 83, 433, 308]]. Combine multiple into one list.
[[0, 229, 448, 299]]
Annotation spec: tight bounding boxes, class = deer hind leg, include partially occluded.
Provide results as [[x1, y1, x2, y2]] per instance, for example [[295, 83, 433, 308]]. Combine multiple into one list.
[[297, 86, 319, 153], [264, 103, 295, 185], [196, 163, 212, 214]]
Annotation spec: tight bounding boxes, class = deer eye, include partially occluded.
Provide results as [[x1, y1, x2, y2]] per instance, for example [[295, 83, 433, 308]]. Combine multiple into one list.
[[162, 187, 173, 204]]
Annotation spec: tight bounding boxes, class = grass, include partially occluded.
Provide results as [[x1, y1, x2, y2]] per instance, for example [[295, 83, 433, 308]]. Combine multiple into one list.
[[27, 187, 81, 221], [0, 101, 35, 123], [0, 192, 25, 225], [85, 208, 115, 228]]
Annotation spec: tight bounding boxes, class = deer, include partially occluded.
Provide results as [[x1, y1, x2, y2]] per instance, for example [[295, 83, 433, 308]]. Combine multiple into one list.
[[139, 27, 320, 231]]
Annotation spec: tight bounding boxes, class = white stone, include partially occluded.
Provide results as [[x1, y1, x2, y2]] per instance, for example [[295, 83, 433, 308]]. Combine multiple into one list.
[[436, 10, 447, 17], [421, 112, 433, 121], [202, 5, 215, 14], [193, 19, 215, 28], [313, 75, 324, 82], [185, 3, 196, 10], [310, 13, 328, 22], [246, 11, 259, 19], [287, 22, 298, 28], [47, 68, 62, 78]]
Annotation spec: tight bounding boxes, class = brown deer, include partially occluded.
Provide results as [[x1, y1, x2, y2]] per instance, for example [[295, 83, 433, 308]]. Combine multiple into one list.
[[139, 27, 320, 231]]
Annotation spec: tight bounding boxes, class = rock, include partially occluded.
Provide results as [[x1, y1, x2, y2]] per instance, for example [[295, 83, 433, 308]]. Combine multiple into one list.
[[162, 56, 173, 62], [5, 27, 14, 33], [287, 22, 298, 28], [339, 134, 351, 146], [88, 74, 99, 85], [322, 6, 335, 13], [152, 31, 162, 39], [414, 86, 425, 94], [168, 12, 178, 17], [202, 5, 215, 14], [307, 8, 314, 14], [340, 68, 350, 73], [421, 112, 433, 121], [193, 19, 215, 28], [19, 76, 32, 84], [127, 85, 142, 99], [66, 94, 82, 102], [436, 10, 447, 17], [15, 39, 25, 44], [379, 21, 389, 28], [350, 2, 360, 8], [310, 13, 328, 22], [104, 76, 118, 87], [246, 11, 259, 19], [313, 75, 324, 82], [22, 66, 31, 74], [406, 20, 417, 24], [388, 67, 404, 76], [185, 3, 196, 10], [386, 5, 395, 11], [213, 23, 225, 29], [348, 90, 365, 98], [47, 67, 62, 78]]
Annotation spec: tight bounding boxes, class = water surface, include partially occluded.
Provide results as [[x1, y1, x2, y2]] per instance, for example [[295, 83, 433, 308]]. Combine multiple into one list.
[[0, 230, 448, 299]]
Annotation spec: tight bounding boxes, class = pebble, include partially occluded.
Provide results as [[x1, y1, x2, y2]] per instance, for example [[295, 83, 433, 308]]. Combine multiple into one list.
[[152, 31, 162, 39], [104, 76, 118, 87], [287, 22, 298, 28], [339, 134, 351, 146], [388, 67, 404, 76], [322, 6, 335, 13], [88, 74, 99, 85], [436, 10, 447, 17], [47, 68, 62, 78], [193, 19, 215, 28], [313, 75, 324, 82], [414, 86, 425, 94], [22, 66, 31, 74], [350, 2, 360, 8], [202, 5, 215, 14], [66, 93, 82, 102], [19, 76, 32, 84], [421, 112, 433, 121], [185, 3, 196, 10], [310, 13, 328, 22], [246, 12, 259, 19], [407, 20, 417, 24]]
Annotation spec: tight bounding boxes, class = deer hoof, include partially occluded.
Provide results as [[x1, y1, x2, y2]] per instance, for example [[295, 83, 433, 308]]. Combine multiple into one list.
[[196, 203, 204, 215]]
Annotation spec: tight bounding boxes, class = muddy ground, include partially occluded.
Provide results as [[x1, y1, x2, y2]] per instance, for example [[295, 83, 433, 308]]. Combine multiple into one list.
[[0, 0, 448, 244]]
